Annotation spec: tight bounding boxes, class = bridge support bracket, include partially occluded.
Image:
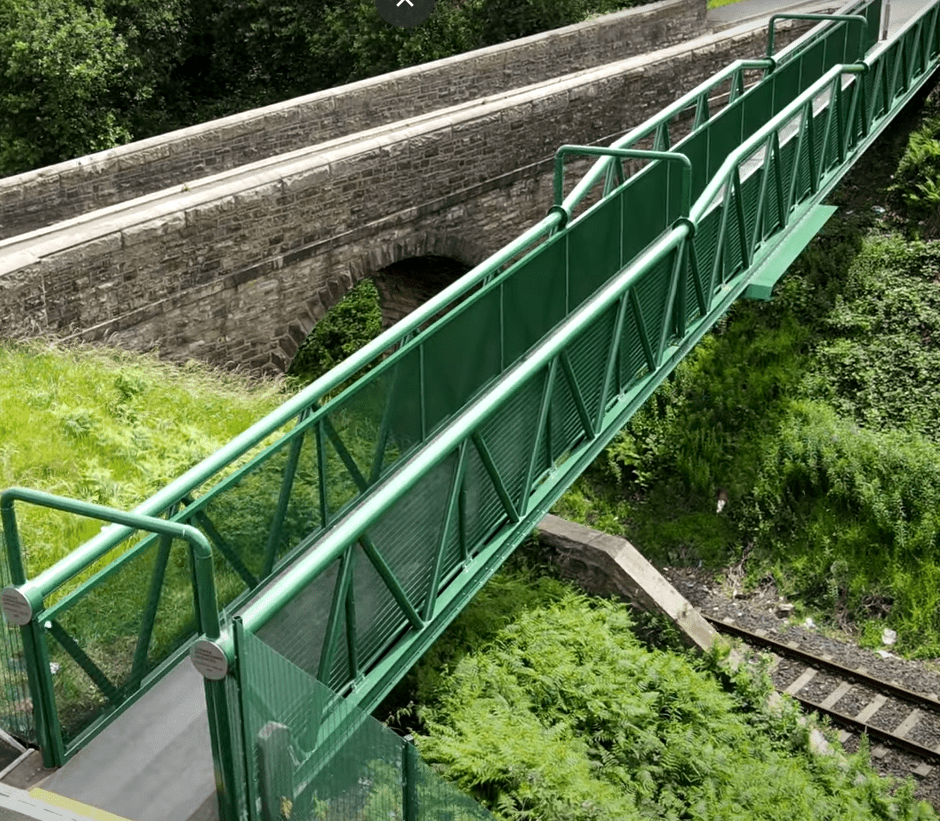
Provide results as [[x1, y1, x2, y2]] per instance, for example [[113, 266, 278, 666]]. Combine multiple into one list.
[[743, 204, 838, 301]]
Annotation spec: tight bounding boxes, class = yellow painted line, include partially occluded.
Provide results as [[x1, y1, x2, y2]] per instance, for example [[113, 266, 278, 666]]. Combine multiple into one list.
[[27, 788, 134, 821]]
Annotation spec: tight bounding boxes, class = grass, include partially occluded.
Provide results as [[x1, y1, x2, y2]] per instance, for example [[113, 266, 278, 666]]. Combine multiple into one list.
[[0, 339, 288, 738], [707, 0, 748, 9], [0, 339, 286, 573], [0, 326, 412, 743]]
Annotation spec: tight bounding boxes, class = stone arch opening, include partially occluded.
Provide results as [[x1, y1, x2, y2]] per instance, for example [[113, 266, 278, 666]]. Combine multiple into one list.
[[370, 255, 471, 330], [281, 251, 474, 382]]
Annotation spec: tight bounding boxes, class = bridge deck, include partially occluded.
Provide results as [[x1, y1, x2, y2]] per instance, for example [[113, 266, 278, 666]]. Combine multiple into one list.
[[37, 662, 216, 821]]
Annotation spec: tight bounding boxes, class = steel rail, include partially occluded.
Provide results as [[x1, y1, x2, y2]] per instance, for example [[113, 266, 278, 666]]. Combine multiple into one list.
[[795, 696, 940, 763], [708, 617, 940, 763], [707, 617, 940, 709]]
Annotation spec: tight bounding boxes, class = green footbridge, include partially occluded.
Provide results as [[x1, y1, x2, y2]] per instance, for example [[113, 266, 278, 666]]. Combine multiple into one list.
[[2, 1, 939, 818]]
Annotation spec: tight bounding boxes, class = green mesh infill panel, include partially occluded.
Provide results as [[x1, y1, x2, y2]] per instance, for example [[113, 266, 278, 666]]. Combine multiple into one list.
[[0, 550, 31, 742], [236, 625, 495, 821]]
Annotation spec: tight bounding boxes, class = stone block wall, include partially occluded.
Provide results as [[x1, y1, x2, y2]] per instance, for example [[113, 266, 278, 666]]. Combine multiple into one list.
[[0, 0, 707, 241], [0, 18, 822, 375]]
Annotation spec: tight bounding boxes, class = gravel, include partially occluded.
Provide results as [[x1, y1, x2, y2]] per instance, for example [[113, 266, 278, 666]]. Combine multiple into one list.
[[661, 565, 940, 809]]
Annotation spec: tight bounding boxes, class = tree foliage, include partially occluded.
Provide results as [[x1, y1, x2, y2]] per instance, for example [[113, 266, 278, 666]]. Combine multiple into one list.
[[0, 0, 658, 176], [0, 0, 133, 174]]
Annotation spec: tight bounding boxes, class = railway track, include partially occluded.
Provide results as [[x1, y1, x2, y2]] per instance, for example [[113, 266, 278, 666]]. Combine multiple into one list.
[[706, 615, 940, 778]]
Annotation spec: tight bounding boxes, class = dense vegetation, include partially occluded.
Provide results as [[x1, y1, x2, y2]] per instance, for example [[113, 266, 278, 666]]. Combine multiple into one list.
[[0, 340, 284, 574], [556, 92, 940, 657], [287, 279, 383, 387], [392, 558, 935, 820], [0, 0, 658, 177]]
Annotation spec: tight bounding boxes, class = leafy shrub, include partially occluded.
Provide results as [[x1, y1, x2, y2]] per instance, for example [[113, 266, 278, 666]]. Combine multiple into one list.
[[288, 279, 383, 386], [893, 108, 940, 233], [741, 400, 940, 655], [411, 568, 935, 820]]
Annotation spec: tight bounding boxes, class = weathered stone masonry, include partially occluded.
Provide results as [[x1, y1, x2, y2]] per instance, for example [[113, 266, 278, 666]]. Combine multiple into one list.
[[0, 16, 816, 375], [0, 0, 706, 240]]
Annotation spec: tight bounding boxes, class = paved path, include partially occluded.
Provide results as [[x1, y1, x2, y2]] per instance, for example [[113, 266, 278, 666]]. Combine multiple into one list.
[[38, 661, 216, 821], [709, 0, 932, 39]]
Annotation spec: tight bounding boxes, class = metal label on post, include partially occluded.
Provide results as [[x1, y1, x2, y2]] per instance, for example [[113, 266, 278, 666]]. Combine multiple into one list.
[[191, 639, 229, 680], [1, 587, 33, 626]]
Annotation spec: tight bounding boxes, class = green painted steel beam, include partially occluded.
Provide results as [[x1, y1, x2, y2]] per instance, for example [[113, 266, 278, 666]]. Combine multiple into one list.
[[744, 205, 838, 300]]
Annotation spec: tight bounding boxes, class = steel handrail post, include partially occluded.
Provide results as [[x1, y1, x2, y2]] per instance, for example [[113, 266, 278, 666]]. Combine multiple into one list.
[[553, 145, 692, 222], [0, 489, 222, 766], [560, 60, 774, 216], [767, 14, 869, 60], [1, 498, 54, 763], [0, 487, 221, 638], [1, 494, 26, 585]]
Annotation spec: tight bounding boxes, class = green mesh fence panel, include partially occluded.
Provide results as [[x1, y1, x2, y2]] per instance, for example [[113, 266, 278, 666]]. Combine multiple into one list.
[[474, 379, 544, 514], [236, 625, 495, 821], [40, 535, 196, 749], [253, 559, 340, 680], [423, 289, 503, 433], [0, 550, 31, 742], [502, 237, 567, 363]]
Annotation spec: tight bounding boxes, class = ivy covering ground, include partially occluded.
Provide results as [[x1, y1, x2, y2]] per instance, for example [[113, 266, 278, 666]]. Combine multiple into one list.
[[398, 562, 935, 821]]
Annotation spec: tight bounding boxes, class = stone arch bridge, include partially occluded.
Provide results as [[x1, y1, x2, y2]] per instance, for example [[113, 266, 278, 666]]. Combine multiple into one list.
[[0, 0, 817, 374]]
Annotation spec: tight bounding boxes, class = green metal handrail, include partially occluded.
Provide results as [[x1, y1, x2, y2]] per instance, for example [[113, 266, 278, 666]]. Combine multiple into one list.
[[767, 14, 868, 58], [211, 4, 940, 816], [689, 64, 869, 225], [0, 487, 221, 765], [15, 215, 563, 603], [9, 0, 940, 810], [552, 146, 692, 225], [560, 59, 774, 216], [229, 59, 876, 649]]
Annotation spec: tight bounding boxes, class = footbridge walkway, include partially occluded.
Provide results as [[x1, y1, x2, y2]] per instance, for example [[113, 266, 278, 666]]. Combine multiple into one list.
[[2, 0, 939, 818]]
